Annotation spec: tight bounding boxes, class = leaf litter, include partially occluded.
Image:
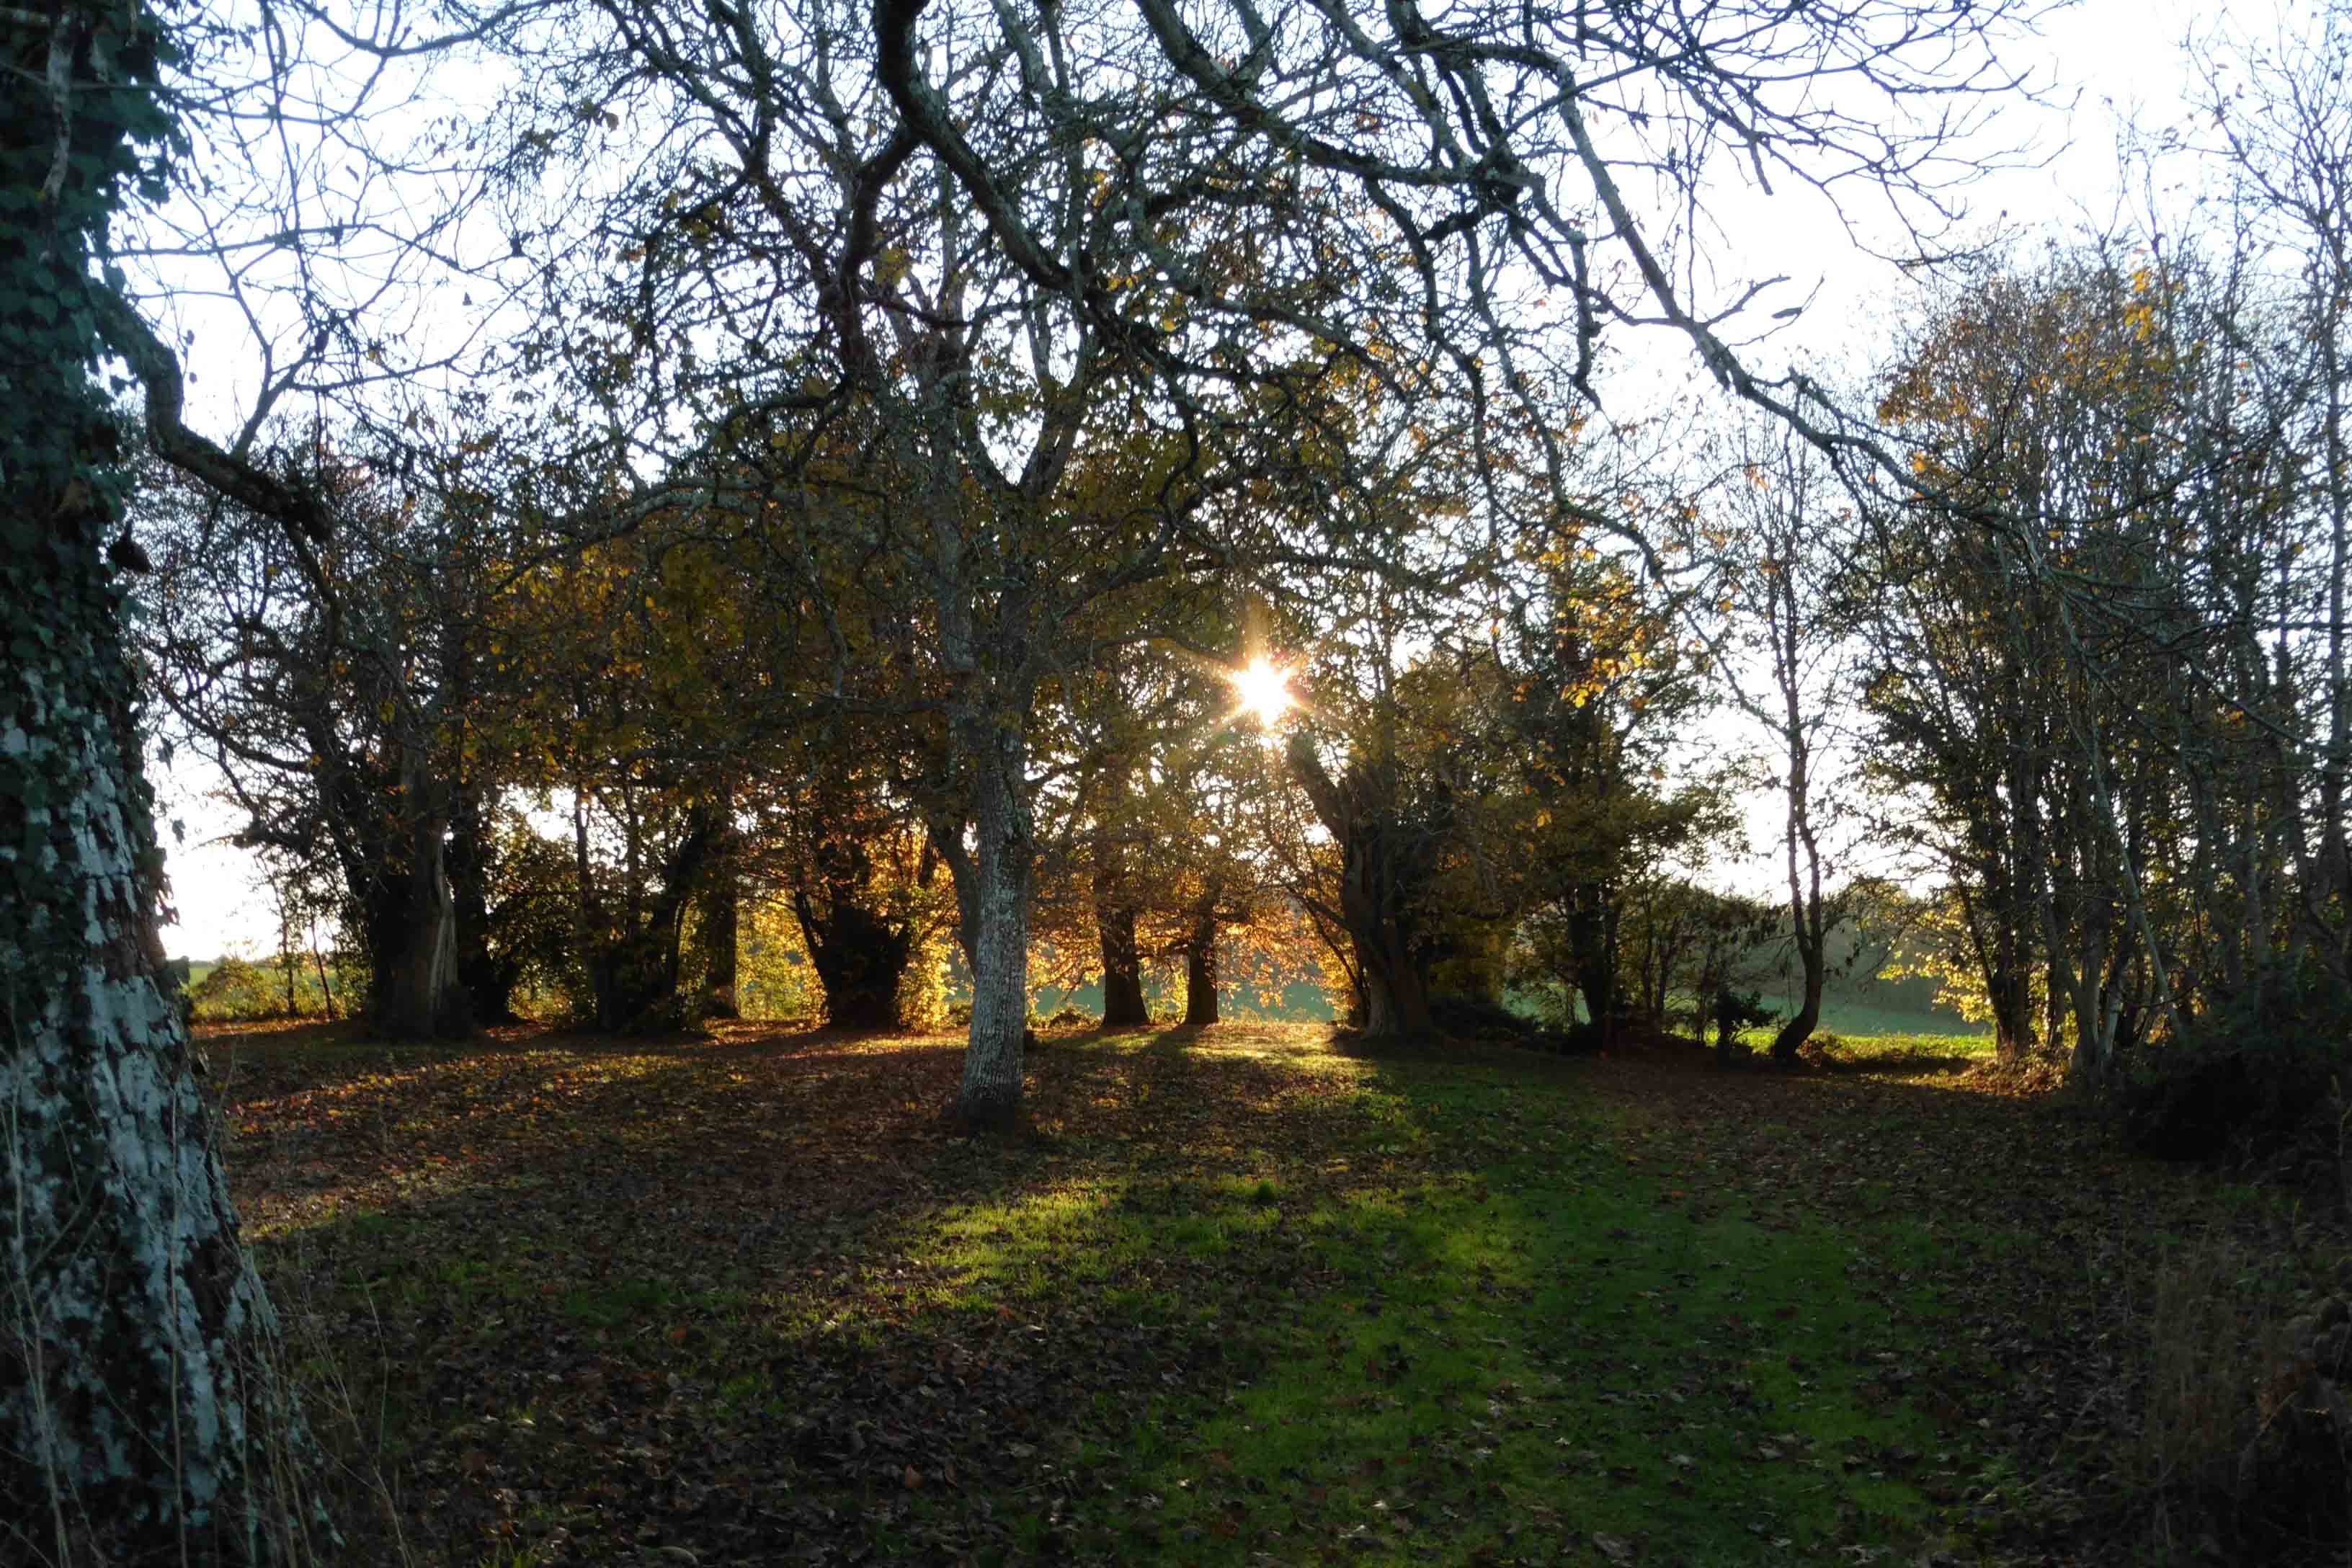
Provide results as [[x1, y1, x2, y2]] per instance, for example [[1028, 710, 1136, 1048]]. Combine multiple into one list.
[[212, 1020, 2348, 1565]]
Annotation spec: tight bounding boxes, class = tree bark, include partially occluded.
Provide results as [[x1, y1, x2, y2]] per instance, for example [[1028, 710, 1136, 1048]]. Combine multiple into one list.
[[942, 713, 1034, 1128], [1182, 908, 1220, 1027], [1095, 890, 1149, 1028], [2, 426, 317, 1561]]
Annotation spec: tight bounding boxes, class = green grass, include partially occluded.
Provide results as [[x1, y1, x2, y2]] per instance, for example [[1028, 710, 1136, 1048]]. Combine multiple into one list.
[[1804, 999, 1989, 1040], [228, 1020, 2293, 1567], [882, 1040, 1984, 1564]]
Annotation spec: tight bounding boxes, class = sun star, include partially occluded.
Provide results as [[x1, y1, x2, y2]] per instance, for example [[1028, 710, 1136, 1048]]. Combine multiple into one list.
[[1231, 656, 1295, 727]]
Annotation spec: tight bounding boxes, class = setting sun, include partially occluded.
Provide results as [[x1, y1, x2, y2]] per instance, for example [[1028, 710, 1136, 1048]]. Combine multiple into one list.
[[1231, 656, 1295, 727]]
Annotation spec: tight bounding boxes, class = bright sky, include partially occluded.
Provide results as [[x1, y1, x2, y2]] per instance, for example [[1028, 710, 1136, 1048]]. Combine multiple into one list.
[[153, 0, 2230, 957]]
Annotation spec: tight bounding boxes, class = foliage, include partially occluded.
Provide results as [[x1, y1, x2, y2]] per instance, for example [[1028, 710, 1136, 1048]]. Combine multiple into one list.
[[732, 896, 817, 1023], [186, 953, 344, 1023], [2106, 980, 2352, 1169]]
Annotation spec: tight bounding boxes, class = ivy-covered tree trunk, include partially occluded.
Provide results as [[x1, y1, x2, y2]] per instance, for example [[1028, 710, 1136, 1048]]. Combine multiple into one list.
[[1, 517, 318, 1559], [2, 7, 318, 1549]]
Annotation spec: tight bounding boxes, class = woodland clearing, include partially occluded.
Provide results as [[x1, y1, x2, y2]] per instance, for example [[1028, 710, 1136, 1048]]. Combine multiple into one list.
[[209, 1020, 2347, 1567]]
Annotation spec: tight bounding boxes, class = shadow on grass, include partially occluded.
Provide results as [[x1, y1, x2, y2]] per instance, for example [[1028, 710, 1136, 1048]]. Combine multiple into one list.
[[233, 1021, 1408, 1562], [226, 1019, 2152, 1567], [239, 1025, 2070, 1561]]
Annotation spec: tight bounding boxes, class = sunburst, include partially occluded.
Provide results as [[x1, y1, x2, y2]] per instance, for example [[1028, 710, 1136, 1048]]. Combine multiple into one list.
[[1230, 655, 1296, 727]]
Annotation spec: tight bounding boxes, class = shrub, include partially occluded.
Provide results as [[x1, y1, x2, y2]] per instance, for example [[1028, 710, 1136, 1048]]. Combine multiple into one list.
[[1428, 993, 1539, 1043], [896, 931, 953, 1030], [2137, 1232, 2351, 1559], [187, 954, 343, 1023], [2110, 985, 2351, 1168]]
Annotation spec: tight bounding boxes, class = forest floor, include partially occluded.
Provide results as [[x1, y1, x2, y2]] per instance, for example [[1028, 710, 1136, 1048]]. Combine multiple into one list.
[[206, 1019, 2349, 1567]]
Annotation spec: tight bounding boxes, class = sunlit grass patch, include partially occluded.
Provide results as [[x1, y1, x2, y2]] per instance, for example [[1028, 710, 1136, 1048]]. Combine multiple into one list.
[[218, 1017, 2296, 1567], [1064, 1064, 1977, 1564]]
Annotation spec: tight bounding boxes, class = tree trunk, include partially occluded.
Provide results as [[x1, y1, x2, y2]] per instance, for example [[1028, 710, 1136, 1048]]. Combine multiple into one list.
[[1770, 684, 1827, 1063], [1182, 910, 1220, 1027], [368, 811, 466, 1040], [312, 937, 337, 1022], [2, 464, 318, 1558], [1987, 948, 2036, 1062], [1770, 939, 1825, 1063], [694, 790, 739, 1023], [1770, 868, 1827, 1063], [1089, 759, 1148, 1029], [447, 782, 520, 1025], [1095, 893, 1148, 1028], [1355, 927, 1433, 1038], [795, 888, 914, 1030], [697, 864, 740, 1020], [1287, 736, 1437, 1041], [1568, 891, 1618, 1041], [1959, 881, 2037, 1063], [945, 718, 1034, 1128], [589, 809, 717, 1034]]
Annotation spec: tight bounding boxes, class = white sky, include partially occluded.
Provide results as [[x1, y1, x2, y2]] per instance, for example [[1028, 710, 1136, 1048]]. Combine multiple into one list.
[[153, 0, 2225, 957]]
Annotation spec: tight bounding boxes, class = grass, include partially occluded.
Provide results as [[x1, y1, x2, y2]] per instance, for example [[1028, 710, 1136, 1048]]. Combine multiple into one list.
[[1801, 999, 1990, 1041], [209, 1017, 2341, 1567], [897, 1058, 1972, 1564]]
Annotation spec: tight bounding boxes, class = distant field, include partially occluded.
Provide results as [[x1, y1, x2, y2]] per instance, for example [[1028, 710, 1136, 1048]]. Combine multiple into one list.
[[170, 958, 1985, 1039], [1799, 997, 1987, 1039], [1030, 977, 1337, 1023]]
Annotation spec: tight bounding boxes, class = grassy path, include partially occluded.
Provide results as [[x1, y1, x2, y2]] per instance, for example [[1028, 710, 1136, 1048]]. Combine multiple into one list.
[[211, 1021, 2342, 1566]]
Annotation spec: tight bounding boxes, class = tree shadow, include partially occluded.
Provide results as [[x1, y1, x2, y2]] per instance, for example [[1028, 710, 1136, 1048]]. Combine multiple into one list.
[[229, 1019, 1449, 1562]]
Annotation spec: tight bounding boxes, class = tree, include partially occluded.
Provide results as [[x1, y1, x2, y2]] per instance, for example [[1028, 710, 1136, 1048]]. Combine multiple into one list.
[[1, 2, 319, 1556], [1496, 541, 1716, 1045], [398, 0, 2046, 1116], [1283, 592, 1477, 1041], [2195, 6, 2352, 1001], [1866, 243, 2298, 1074], [780, 755, 950, 1033], [1707, 418, 1865, 1061], [139, 445, 495, 1040]]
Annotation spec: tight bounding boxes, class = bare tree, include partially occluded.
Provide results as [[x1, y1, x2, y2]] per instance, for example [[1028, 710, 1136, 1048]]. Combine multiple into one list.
[[1708, 416, 1863, 1061]]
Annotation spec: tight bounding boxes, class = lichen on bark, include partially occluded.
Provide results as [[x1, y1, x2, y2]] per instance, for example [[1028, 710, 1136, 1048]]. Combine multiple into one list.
[[1, 1, 321, 1559]]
